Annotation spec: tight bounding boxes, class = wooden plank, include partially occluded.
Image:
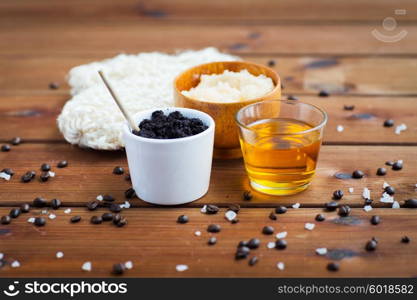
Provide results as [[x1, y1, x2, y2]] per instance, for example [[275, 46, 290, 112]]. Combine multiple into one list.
[[1, 23, 416, 55], [1, 0, 416, 22], [1, 94, 416, 144], [2, 55, 417, 96], [0, 144, 416, 207], [0, 208, 415, 277]]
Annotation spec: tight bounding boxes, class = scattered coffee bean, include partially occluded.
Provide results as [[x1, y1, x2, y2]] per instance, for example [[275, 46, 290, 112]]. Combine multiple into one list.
[[208, 237, 217, 245], [206, 204, 220, 214], [238, 241, 249, 248], [177, 215, 189, 224], [109, 203, 122, 213], [365, 239, 378, 251], [327, 262, 339, 272], [1, 168, 14, 176], [57, 160, 68, 168], [383, 119, 394, 127], [231, 218, 239, 224], [370, 215, 381, 225], [21, 173, 32, 183], [28, 171, 36, 179], [102, 213, 114, 221], [113, 214, 122, 225], [315, 214, 325, 222], [86, 200, 99, 211], [333, 190, 344, 200], [228, 204, 240, 213], [262, 226, 274, 235], [124, 174, 131, 181], [249, 256, 259, 266], [51, 198, 62, 210], [70, 216, 81, 223], [113, 166, 124, 175], [376, 167, 387, 176], [338, 205, 351, 217], [385, 161, 394, 166], [11, 137, 22, 145], [34, 217, 46, 227], [243, 190, 253, 201], [275, 206, 287, 214], [287, 95, 298, 101], [40, 172, 50, 182], [49, 82, 60, 90], [364, 198, 373, 205], [235, 246, 250, 259], [343, 105, 355, 111], [41, 163, 51, 172], [112, 263, 125, 275], [401, 236, 410, 243], [267, 60, 276, 67], [33, 197, 47, 208], [9, 208, 21, 218], [124, 188, 136, 199], [1, 215, 11, 225], [384, 186, 395, 195], [1, 144, 11, 152], [20, 203, 30, 213], [318, 90, 329, 97], [325, 201, 339, 211], [269, 212, 277, 220], [404, 199, 417, 208], [275, 239, 287, 250], [248, 238, 260, 249], [103, 195, 115, 202], [116, 218, 127, 227], [207, 224, 221, 233], [352, 170, 364, 179], [91, 216, 103, 224], [392, 161, 403, 171]]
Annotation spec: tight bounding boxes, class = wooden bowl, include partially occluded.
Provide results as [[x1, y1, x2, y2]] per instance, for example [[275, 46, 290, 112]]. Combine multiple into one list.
[[174, 61, 281, 159]]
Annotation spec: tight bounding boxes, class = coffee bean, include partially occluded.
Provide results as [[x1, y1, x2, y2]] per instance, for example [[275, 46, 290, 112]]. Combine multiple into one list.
[[384, 186, 395, 195], [124, 188, 136, 199], [103, 194, 115, 202], [269, 212, 277, 220], [9, 208, 21, 218], [124, 174, 131, 181], [243, 190, 253, 201], [20, 203, 30, 213], [208, 237, 217, 245], [365, 239, 377, 251], [248, 238, 260, 249], [343, 105, 355, 111], [1, 144, 11, 152], [376, 167, 387, 176], [275, 206, 287, 214], [287, 95, 298, 101], [401, 236, 410, 243], [41, 163, 51, 172], [228, 204, 240, 213], [249, 256, 259, 266], [364, 198, 373, 205], [91, 216, 103, 224], [102, 213, 114, 221], [370, 215, 380, 225], [34, 217, 46, 227], [383, 119, 394, 127], [33, 197, 47, 208], [238, 241, 249, 248], [385, 161, 394, 166], [404, 199, 417, 208], [235, 246, 250, 259], [207, 224, 221, 233], [112, 263, 125, 275], [28, 171, 36, 179], [267, 60, 276, 67], [327, 262, 339, 272], [11, 137, 22, 145], [318, 90, 330, 97], [70, 216, 81, 223], [275, 239, 287, 250], [338, 205, 351, 217], [109, 203, 122, 213], [51, 198, 62, 210], [113, 214, 122, 225], [206, 204, 220, 214], [392, 161, 403, 171], [325, 201, 339, 211], [40, 172, 50, 182], [1, 168, 14, 176], [352, 170, 364, 179], [113, 166, 124, 175], [21, 173, 32, 183], [1, 215, 11, 225], [262, 226, 274, 235], [116, 218, 127, 227], [315, 214, 325, 222], [57, 160, 68, 168], [231, 218, 239, 224], [333, 190, 344, 200], [177, 215, 189, 224], [49, 82, 60, 89]]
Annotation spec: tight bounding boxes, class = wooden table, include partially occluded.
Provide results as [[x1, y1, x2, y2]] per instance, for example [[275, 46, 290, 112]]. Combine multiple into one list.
[[0, 0, 416, 278]]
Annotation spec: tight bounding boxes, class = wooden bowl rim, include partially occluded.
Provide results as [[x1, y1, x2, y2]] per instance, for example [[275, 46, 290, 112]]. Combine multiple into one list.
[[174, 60, 281, 106]]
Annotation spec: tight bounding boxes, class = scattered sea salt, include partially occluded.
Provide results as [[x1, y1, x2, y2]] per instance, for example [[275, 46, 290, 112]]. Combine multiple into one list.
[[0, 172, 11, 181], [194, 231, 201, 237], [348, 187, 354, 193], [64, 208, 71, 214], [120, 201, 131, 209], [225, 210, 237, 222], [315, 248, 327, 255], [49, 214, 56, 220], [56, 251, 64, 259], [48, 171, 55, 177], [380, 192, 394, 203], [305, 223, 315, 231], [81, 261, 92, 272], [267, 242, 276, 249], [96, 195, 103, 201], [200, 205, 207, 214], [392, 201, 400, 209], [27, 217, 35, 223], [125, 261, 133, 269], [41, 210, 48, 214], [336, 125, 344, 132], [363, 205, 373, 212], [277, 262, 285, 271], [276, 231, 287, 239], [383, 182, 390, 189], [292, 203, 300, 209], [176, 264, 188, 272], [395, 123, 407, 135], [11, 260, 20, 268], [362, 188, 371, 200], [0, 253, 3, 260]]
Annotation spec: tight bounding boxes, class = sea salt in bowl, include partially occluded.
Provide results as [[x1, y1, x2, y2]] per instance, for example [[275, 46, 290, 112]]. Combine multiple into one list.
[[123, 107, 215, 205]]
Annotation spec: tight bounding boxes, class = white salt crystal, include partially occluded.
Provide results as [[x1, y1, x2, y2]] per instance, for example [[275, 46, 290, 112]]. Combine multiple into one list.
[[49, 214, 56, 220], [0, 172, 11, 181], [380, 192, 394, 203], [0, 253, 3, 260], [276, 231, 287, 239], [336, 125, 344, 132], [194, 231, 201, 237], [81, 261, 92, 272], [363, 205, 373, 212], [64, 208, 71, 214], [200, 205, 207, 214], [305, 223, 315, 231], [383, 182, 390, 188], [395, 123, 407, 135], [267, 242, 276, 249], [125, 261, 133, 269], [362, 188, 371, 200], [120, 201, 131, 209], [96, 195, 103, 201], [277, 262, 285, 271], [27, 217, 35, 223], [41, 210, 48, 214], [11, 260, 20, 268], [292, 203, 300, 209], [176, 264, 188, 272], [348, 187, 354, 193], [315, 248, 327, 255], [225, 210, 237, 222], [392, 201, 400, 209], [56, 251, 64, 259], [48, 171, 55, 177]]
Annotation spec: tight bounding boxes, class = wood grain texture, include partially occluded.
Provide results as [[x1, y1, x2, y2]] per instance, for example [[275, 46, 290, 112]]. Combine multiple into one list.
[[0, 144, 416, 207], [0, 208, 415, 277]]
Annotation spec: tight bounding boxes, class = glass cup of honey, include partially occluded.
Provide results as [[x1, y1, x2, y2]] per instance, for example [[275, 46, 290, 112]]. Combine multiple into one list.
[[236, 100, 327, 196]]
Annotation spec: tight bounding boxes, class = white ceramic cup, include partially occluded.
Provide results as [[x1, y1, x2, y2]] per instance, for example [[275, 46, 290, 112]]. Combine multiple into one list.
[[123, 107, 215, 205]]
